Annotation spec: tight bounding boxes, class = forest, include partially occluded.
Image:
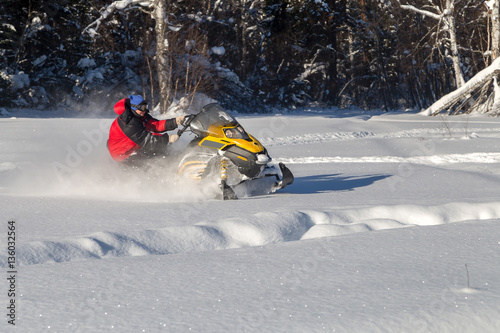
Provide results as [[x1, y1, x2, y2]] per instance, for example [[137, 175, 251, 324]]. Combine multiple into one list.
[[1, 0, 500, 114]]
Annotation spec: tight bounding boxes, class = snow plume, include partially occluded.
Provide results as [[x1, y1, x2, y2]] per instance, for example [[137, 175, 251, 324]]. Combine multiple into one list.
[[165, 93, 217, 116], [3, 118, 203, 202]]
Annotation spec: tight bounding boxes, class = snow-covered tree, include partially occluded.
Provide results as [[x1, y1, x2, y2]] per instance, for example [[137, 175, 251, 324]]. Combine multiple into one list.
[[340, 0, 400, 110], [2, 0, 500, 114], [399, 0, 500, 115], [84, 0, 174, 113], [0, 0, 99, 109], [420, 56, 500, 115]]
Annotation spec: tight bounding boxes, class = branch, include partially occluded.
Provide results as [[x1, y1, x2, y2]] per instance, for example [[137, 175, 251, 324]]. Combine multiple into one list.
[[400, 4, 442, 21], [83, 0, 153, 37]]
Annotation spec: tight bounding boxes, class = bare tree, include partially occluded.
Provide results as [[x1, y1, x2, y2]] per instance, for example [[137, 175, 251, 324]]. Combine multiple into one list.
[[399, 0, 465, 88]]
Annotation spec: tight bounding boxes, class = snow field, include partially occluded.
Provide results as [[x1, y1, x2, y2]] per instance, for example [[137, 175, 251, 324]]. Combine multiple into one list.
[[1, 109, 500, 332], [15, 219, 500, 332]]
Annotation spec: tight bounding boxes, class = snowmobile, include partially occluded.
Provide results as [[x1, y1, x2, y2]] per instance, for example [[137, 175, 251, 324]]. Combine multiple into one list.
[[176, 103, 294, 200]]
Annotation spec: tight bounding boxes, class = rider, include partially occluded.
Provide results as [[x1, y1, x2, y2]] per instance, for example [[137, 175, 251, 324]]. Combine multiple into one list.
[[107, 95, 184, 165]]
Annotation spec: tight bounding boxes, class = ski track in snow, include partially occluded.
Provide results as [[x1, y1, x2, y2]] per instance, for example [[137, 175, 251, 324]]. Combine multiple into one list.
[[0, 161, 16, 172], [6, 202, 500, 267], [261, 131, 375, 146], [278, 152, 500, 165], [262, 127, 500, 165], [260, 127, 499, 147]]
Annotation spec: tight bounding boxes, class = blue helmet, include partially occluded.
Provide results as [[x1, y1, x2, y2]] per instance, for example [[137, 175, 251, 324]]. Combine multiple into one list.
[[128, 95, 147, 111]]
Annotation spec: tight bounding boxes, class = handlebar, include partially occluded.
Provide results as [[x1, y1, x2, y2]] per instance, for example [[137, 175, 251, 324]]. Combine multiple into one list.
[[177, 114, 197, 137]]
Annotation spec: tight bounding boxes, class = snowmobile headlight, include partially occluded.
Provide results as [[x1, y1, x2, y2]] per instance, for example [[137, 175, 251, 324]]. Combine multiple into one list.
[[256, 154, 271, 164], [224, 126, 249, 140]]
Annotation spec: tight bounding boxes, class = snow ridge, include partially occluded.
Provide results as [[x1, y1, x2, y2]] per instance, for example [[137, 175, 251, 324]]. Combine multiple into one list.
[[7, 202, 500, 267]]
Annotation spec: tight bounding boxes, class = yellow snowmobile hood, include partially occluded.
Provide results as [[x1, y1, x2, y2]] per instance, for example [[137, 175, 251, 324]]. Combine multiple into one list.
[[198, 124, 265, 154]]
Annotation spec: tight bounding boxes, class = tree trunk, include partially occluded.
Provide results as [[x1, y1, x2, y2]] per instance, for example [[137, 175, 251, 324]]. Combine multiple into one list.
[[153, 0, 170, 114], [360, 0, 368, 65], [445, 0, 465, 87], [492, 0, 500, 60], [489, 1, 500, 114]]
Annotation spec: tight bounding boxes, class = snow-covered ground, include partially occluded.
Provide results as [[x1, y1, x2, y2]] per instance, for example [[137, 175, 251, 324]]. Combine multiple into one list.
[[1, 107, 500, 332]]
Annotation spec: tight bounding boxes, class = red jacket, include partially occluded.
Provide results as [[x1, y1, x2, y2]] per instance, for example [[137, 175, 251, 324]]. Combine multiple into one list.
[[107, 98, 177, 162]]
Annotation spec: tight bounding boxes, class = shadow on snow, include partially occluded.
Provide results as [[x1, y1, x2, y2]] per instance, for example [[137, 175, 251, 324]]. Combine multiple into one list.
[[285, 173, 391, 194]]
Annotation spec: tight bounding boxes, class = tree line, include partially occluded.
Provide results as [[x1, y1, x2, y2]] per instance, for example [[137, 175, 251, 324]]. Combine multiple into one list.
[[1, 0, 499, 114]]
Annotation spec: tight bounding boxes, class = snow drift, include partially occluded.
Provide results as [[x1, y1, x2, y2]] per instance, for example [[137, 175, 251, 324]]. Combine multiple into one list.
[[4, 202, 500, 267]]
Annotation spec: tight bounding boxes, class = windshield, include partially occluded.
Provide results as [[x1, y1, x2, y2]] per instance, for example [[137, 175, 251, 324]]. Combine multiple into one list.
[[190, 104, 239, 137]]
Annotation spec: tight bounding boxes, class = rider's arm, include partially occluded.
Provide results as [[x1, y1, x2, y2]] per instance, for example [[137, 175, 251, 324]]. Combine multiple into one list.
[[144, 116, 177, 133]]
